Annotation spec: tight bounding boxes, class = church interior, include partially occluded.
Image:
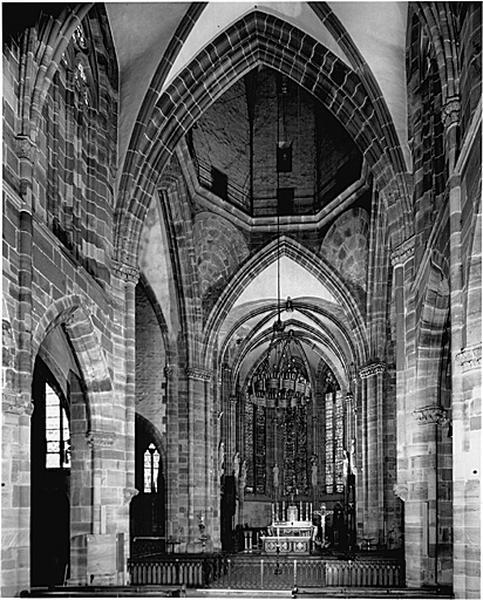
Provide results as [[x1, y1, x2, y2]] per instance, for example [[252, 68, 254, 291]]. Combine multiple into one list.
[[2, 2, 481, 598]]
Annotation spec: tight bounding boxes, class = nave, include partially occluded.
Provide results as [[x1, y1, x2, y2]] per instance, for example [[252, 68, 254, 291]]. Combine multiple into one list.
[[2, 2, 481, 599]]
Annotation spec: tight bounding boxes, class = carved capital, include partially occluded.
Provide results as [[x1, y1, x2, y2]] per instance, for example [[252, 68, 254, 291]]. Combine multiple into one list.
[[345, 393, 354, 403], [393, 483, 408, 502], [391, 236, 415, 267], [185, 367, 212, 382], [86, 429, 116, 448], [359, 362, 385, 379], [3, 394, 33, 416], [413, 404, 450, 426], [164, 364, 175, 379], [111, 260, 140, 284], [15, 135, 36, 160], [442, 95, 461, 129], [123, 487, 139, 504], [455, 344, 481, 373]]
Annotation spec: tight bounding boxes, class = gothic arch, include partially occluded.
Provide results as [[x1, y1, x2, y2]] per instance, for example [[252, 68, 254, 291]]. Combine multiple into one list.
[[414, 2, 460, 103], [416, 258, 450, 401], [138, 273, 174, 364], [114, 10, 412, 270], [203, 236, 369, 369], [32, 294, 113, 433]]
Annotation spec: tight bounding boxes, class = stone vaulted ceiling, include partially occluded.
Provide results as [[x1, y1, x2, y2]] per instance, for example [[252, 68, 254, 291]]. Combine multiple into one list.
[[106, 2, 410, 178], [110, 1, 409, 391]]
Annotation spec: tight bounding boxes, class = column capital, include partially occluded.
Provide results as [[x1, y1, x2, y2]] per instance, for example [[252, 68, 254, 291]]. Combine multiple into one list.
[[455, 343, 481, 373], [412, 404, 450, 426], [3, 394, 33, 416], [345, 392, 354, 403], [358, 362, 386, 379], [15, 134, 36, 161], [164, 364, 175, 379], [391, 236, 415, 267], [123, 487, 139, 505], [393, 483, 408, 502], [442, 95, 461, 130], [111, 260, 140, 284], [86, 429, 117, 448], [185, 367, 212, 382]]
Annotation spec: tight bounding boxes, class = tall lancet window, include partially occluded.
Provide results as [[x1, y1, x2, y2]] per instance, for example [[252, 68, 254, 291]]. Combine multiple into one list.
[[324, 374, 345, 494], [45, 383, 71, 469], [144, 443, 160, 493]]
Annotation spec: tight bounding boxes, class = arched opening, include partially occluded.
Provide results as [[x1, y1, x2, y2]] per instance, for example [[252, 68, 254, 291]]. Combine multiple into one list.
[[30, 357, 71, 586], [130, 415, 166, 557]]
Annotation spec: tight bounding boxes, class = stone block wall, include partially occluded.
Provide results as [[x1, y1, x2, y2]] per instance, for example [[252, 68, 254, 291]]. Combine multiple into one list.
[[135, 284, 166, 434], [192, 79, 250, 210]]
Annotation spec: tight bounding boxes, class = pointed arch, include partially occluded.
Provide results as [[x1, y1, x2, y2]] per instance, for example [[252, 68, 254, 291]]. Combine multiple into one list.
[[32, 294, 114, 434], [114, 10, 412, 270], [203, 236, 369, 369]]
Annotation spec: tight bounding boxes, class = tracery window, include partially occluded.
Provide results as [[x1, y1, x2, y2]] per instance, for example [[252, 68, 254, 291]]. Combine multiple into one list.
[[324, 375, 345, 494], [143, 443, 160, 493], [45, 383, 71, 469], [245, 332, 312, 496]]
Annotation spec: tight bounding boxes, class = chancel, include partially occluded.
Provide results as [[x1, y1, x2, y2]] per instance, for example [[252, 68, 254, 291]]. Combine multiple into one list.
[[2, 2, 481, 599]]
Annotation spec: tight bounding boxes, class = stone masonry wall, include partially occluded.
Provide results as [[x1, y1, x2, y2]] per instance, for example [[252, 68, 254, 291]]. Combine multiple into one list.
[[135, 284, 167, 435], [2, 7, 125, 596]]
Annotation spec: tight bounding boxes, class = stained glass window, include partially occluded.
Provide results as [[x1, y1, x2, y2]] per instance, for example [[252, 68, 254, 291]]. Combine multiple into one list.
[[325, 391, 334, 493], [144, 443, 160, 493], [324, 383, 345, 494], [45, 383, 70, 469], [335, 390, 344, 492]]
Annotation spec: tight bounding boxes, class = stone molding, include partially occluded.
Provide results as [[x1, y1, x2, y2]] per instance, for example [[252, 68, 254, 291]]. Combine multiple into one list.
[[359, 362, 385, 379], [391, 236, 415, 267], [455, 344, 481, 373], [86, 429, 117, 448], [111, 260, 140, 284], [393, 483, 408, 502], [15, 134, 36, 160], [413, 404, 450, 426], [164, 364, 175, 379], [123, 487, 139, 504], [185, 367, 212, 382], [442, 95, 461, 129], [3, 394, 34, 416]]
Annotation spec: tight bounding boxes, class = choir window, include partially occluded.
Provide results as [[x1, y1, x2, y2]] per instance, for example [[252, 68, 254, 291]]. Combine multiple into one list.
[[144, 443, 160, 493], [45, 383, 71, 469]]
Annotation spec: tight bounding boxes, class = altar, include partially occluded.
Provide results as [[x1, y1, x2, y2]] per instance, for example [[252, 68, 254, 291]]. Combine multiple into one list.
[[260, 502, 316, 555]]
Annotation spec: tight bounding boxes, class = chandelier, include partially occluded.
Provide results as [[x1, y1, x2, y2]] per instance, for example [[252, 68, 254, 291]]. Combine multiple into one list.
[[249, 75, 310, 408]]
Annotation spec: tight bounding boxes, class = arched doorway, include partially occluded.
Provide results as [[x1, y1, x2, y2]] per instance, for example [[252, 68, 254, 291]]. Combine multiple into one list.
[[30, 357, 71, 586], [130, 415, 166, 556]]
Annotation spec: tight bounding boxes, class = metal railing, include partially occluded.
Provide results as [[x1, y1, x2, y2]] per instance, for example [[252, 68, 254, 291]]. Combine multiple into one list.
[[128, 554, 225, 587], [129, 554, 403, 589]]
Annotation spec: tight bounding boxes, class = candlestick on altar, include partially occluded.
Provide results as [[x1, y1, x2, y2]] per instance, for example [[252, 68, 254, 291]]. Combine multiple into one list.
[[282, 500, 286, 521], [271, 502, 275, 521], [299, 500, 302, 519]]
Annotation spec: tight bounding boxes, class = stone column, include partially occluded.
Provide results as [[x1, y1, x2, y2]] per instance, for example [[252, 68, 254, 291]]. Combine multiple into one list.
[[1, 398, 33, 596], [444, 94, 481, 599], [1, 135, 37, 596], [407, 405, 450, 588], [391, 236, 415, 549], [164, 363, 181, 548], [111, 261, 139, 570], [453, 345, 481, 598], [184, 367, 218, 552], [358, 362, 385, 544]]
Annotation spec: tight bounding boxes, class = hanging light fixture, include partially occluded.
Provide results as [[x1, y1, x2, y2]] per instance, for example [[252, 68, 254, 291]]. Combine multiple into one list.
[[249, 75, 311, 409]]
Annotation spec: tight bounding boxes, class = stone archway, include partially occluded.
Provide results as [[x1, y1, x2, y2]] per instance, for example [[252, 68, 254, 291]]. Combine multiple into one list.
[[30, 295, 116, 585]]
